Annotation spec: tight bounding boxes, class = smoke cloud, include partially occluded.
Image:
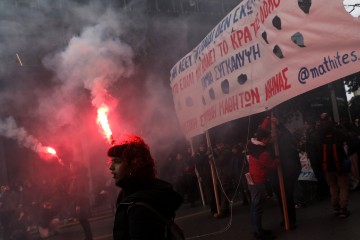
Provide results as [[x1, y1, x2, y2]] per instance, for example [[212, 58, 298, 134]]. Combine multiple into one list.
[[0, 0, 234, 182], [43, 9, 135, 109], [0, 116, 53, 157]]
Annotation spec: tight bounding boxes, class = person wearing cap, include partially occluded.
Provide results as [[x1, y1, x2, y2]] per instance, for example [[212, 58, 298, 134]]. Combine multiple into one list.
[[248, 127, 280, 240], [108, 134, 182, 240]]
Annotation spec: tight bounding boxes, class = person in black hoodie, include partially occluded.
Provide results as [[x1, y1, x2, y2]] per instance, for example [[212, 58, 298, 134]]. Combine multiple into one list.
[[108, 134, 183, 240], [268, 116, 301, 230]]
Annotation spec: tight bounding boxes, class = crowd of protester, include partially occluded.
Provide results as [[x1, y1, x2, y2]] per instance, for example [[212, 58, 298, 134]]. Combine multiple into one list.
[[159, 112, 360, 238], [0, 161, 118, 240], [159, 138, 251, 218], [2, 112, 360, 239]]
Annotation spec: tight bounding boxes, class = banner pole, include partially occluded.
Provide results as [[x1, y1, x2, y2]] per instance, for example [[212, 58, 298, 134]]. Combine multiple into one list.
[[189, 138, 206, 207], [205, 130, 221, 215], [271, 111, 290, 231], [329, 83, 340, 123]]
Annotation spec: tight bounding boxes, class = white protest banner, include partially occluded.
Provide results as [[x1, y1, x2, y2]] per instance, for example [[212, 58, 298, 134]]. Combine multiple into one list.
[[170, 0, 360, 139]]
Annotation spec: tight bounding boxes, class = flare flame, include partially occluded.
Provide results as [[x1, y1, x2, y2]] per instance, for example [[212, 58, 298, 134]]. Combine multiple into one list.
[[40, 146, 63, 165], [46, 147, 56, 155], [96, 104, 114, 144]]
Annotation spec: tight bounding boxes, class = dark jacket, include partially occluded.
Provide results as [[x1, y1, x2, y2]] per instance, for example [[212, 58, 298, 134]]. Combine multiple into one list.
[[231, 151, 248, 181], [321, 128, 348, 173], [113, 179, 182, 240], [272, 124, 301, 184], [194, 149, 211, 180], [213, 145, 233, 184]]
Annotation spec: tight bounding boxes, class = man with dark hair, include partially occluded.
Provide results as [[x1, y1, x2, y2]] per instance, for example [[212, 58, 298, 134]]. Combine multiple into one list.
[[108, 134, 182, 240], [302, 120, 329, 200], [248, 128, 279, 240]]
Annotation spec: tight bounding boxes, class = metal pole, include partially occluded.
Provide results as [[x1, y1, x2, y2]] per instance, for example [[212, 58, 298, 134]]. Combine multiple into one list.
[[205, 131, 220, 215], [329, 83, 340, 123], [271, 111, 290, 231], [0, 138, 8, 185], [189, 138, 206, 206]]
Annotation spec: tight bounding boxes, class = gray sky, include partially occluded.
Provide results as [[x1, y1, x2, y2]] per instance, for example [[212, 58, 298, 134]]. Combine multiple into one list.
[[344, 0, 360, 17]]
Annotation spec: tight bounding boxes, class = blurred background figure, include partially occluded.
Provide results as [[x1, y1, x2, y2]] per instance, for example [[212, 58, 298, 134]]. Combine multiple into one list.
[[184, 146, 198, 207], [268, 116, 301, 230], [302, 120, 329, 201], [194, 142, 217, 214], [92, 174, 119, 214], [38, 200, 61, 239], [294, 134, 318, 209], [212, 139, 232, 218], [75, 196, 93, 240], [231, 143, 250, 206], [68, 162, 93, 240], [171, 152, 187, 202], [342, 119, 360, 191], [319, 113, 351, 218], [0, 185, 16, 240], [352, 118, 360, 137], [7, 205, 30, 240]]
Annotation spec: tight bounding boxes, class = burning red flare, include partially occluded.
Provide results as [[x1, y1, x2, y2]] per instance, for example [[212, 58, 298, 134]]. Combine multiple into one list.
[[97, 104, 114, 144], [39, 146, 63, 165], [46, 147, 57, 155]]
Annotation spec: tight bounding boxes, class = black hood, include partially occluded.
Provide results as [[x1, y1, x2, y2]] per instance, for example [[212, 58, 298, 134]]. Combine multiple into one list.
[[121, 178, 182, 216]]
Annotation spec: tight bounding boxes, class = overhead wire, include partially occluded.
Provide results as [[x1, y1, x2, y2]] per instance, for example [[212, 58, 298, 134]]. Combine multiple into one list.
[[186, 114, 254, 239], [184, 0, 266, 237]]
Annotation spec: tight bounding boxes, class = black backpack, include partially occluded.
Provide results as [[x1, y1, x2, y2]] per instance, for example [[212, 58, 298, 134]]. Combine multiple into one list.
[[127, 202, 185, 240]]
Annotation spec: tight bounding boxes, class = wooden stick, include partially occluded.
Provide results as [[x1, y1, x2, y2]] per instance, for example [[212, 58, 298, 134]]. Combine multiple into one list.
[[271, 111, 290, 231], [205, 131, 220, 215], [189, 138, 206, 207]]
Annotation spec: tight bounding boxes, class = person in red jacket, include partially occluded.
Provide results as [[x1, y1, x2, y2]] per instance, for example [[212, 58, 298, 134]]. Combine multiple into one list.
[[247, 127, 280, 240]]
